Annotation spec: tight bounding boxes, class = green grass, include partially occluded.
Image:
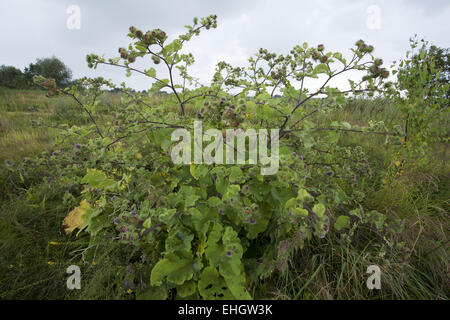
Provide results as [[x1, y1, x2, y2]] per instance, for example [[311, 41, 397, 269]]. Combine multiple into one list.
[[0, 88, 448, 300]]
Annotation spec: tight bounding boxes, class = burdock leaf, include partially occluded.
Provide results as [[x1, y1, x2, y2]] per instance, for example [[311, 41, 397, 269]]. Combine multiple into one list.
[[81, 169, 115, 189], [176, 280, 197, 297], [61, 200, 90, 235], [229, 167, 243, 183], [334, 215, 350, 231], [150, 250, 194, 286], [312, 203, 326, 217], [198, 267, 234, 300]]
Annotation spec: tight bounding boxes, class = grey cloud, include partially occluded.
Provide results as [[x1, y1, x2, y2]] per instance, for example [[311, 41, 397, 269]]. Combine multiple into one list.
[[0, 0, 448, 90]]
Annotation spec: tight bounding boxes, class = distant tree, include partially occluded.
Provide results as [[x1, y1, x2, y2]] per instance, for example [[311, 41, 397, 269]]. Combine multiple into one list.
[[110, 87, 121, 93], [25, 56, 73, 88], [0, 65, 28, 89], [394, 38, 449, 145], [398, 40, 449, 101], [428, 45, 450, 100]]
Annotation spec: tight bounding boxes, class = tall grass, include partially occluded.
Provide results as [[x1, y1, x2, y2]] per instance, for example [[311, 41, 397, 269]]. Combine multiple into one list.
[[0, 88, 448, 299]]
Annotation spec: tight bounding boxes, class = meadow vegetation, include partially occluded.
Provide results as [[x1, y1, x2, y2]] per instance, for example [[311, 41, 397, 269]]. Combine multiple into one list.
[[0, 16, 448, 300]]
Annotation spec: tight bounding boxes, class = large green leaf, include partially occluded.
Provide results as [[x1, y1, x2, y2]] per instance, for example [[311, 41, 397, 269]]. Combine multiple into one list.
[[334, 215, 350, 231], [136, 284, 168, 300], [176, 280, 197, 298], [224, 271, 251, 300], [150, 250, 195, 286], [205, 226, 244, 279], [297, 189, 314, 202], [190, 163, 209, 180], [228, 166, 243, 183], [81, 169, 115, 189], [208, 196, 222, 207], [198, 267, 234, 300], [165, 226, 194, 253], [312, 203, 326, 217]]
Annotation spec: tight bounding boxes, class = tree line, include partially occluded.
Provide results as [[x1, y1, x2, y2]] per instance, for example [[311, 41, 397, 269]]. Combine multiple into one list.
[[0, 56, 73, 89]]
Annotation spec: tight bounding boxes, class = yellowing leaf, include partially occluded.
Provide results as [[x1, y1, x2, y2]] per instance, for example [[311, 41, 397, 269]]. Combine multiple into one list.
[[135, 152, 143, 159], [61, 200, 90, 235], [395, 161, 401, 167]]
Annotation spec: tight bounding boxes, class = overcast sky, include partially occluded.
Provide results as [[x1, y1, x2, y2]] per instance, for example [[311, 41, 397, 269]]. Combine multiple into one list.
[[1, 0, 449, 91]]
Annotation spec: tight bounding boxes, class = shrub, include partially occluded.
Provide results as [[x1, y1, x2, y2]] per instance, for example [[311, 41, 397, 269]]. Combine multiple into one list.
[[30, 15, 417, 300]]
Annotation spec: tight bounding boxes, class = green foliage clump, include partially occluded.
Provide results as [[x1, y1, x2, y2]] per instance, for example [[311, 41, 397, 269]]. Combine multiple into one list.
[[392, 37, 449, 150], [17, 15, 446, 300]]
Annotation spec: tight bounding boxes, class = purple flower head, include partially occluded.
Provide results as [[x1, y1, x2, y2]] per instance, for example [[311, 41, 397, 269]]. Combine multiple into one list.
[[251, 220, 256, 225], [129, 235, 134, 241], [113, 218, 119, 225], [51, 151, 57, 156], [75, 144, 80, 149], [245, 218, 250, 223], [221, 97, 226, 101], [226, 251, 232, 257], [243, 185, 249, 191], [293, 152, 298, 157], [242, 104, 246, 108], [299, 155, 304, 160], [231, 105, 236, 109], [219, 209, 224, 215], [130, 211, 136, 216]]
